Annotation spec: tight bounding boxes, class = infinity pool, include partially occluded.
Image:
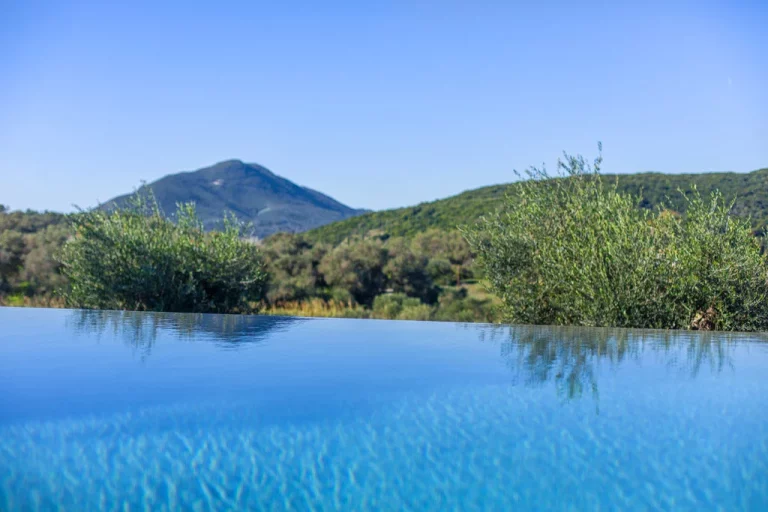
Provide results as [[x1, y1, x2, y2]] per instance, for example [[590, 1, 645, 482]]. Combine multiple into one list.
[[1, 308, 767, 510]]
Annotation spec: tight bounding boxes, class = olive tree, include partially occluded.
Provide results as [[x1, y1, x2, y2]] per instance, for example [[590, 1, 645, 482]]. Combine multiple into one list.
[[463, 148, 768, 331], [59, 194, 268, 313]]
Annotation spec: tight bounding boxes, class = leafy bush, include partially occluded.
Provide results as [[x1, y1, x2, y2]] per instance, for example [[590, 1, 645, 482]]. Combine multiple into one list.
[[433, 287, 498, 323], [327, 286, 355, 304], [59, 194, 268, 313], [463, 149, 768, 331], [397, 303, 434, 321], [372, 293, 425, 319]]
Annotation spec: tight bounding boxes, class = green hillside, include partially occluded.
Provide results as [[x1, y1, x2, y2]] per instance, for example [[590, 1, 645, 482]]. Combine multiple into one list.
[[305, 168, 768, 244]]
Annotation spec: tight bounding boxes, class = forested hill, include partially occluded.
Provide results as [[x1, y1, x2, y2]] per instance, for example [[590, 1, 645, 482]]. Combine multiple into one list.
[[304, 168, 768, 245]]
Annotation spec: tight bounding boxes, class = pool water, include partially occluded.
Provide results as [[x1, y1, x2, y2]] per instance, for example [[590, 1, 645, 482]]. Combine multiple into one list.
[[1, 308, 767, 511]]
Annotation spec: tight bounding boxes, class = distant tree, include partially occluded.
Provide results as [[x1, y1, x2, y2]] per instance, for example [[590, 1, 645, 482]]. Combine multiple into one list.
[[0, 209, 67, 234], [0, 230, 25, 293], [411, 229, 473, 285], [19, 224, 70, 295], [319, 239, 387, 306], [59, 193, 268, 313], [261, 233, 329, 303], [383, 238, 439, 303], [0, 207, 70, 297]]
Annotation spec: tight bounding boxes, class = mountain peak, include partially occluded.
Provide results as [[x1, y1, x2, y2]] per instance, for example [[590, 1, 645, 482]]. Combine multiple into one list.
[[103, 160, 367, 238], [209, 159, 248, 170]]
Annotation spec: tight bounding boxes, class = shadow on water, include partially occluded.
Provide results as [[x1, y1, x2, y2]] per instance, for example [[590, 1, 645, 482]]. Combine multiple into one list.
[[66, 310, 302, 359], [475, 324, 768, 404]]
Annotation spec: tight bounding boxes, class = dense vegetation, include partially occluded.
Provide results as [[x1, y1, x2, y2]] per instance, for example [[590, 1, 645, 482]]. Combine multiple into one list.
[[0, 201, 495, 321], [305, 166, 768, 244], [0, 205, 68, 302], [464, 151, 768, 331], [259, 229, 496, 321], [59, 195, 268, 313], [3, 155, 768, 329]]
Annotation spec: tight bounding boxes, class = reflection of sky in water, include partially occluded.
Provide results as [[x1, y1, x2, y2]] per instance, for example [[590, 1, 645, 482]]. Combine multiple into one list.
[[1, 308, 767, 510]]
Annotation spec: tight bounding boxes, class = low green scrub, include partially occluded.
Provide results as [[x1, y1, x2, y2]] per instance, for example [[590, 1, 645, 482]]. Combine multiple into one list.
[[372, 293, 429, 320], [369, 291, 497, 322], [433, 288, 498, 323], [58, 194, 268, 313], [464, 149, 768, 331]]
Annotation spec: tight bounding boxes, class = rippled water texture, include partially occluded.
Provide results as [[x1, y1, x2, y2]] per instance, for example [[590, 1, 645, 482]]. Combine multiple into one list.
[[2, 308, 768, 510]]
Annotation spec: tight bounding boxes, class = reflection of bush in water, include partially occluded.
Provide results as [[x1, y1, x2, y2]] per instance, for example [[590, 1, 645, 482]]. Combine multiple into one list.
[[478, 325, 768, 401], [66, 312, 766, 400], [67, 310, 301, 358]]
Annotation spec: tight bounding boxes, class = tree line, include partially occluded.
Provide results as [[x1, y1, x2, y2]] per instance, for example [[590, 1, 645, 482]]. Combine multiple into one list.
[[0, 205, 68, 299]]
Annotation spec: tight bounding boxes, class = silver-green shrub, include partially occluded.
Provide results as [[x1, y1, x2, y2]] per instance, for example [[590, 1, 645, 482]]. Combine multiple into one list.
[[59, 194, 268, 313], [463, 149, 768, 331]]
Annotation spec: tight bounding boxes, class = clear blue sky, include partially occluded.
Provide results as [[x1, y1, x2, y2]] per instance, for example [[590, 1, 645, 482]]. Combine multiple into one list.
[[2, 0, 767, 212]]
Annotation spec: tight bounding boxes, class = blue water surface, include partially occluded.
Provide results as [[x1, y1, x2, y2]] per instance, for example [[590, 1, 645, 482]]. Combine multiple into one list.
[[1, 307, 767, 511]]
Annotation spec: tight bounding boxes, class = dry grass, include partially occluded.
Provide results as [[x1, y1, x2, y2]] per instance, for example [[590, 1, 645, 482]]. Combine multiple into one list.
[[261, 299, 371, 319], [0, 294, 66, 308]]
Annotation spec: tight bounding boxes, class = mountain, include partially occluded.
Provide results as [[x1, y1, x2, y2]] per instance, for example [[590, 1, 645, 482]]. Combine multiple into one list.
[[103, 160, 368, 238], [304, 167, 768, 245]]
